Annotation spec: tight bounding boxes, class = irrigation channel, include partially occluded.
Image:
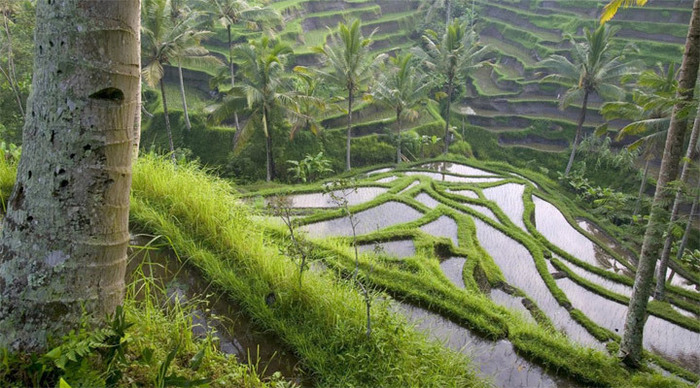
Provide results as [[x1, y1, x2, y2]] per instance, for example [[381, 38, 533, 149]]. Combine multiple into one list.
[[263, 161, 699, 387], [127, 236, 311, 386]]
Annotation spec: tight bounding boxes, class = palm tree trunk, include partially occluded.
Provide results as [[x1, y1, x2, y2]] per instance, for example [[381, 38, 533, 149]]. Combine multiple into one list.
[[346, 88, 354, 171], [565, 89, 589, 176], [228, 26, 241, 138], [632, 159, 650, 220], [654, 102, 700, 299], [396, 109, 402, 164], [619, 0, 700, 367], [263, 108, 275, 182], [445, 0, 451, 27], [444, 78, 454, 154], [673, 177, 700, 273], [0, 0, 139, 352], [159, 78, 177, 164], [178, 61, 191, 131], [2, 14, 24, 116]]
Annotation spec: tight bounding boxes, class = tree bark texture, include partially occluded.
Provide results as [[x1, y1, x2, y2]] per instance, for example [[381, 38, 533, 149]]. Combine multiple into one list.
[[0, 0, 140, 352], [564, 89, 589, 176], [619, 0, 700, 367], [654, 99, 700, 299]]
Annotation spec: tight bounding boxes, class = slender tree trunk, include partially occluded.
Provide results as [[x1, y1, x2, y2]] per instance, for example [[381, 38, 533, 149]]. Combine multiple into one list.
[[619, 0, 700, 367], [228, 26, 241, 139], [159, 78, 176, 164], [654, 101, 700, 299], [565, 89, 589, 176], [0, 0, 139, 353], [673, 177, 700, 272], [2, 14, 24, 116], [445, 0, 451, 27], [178, 61, 191, 131], [396, 109, 402, 164], [263, 109, 275, 182], [346, 88, 354, 171], [444, 77, 454, 154], [632, 159, 650, 220]]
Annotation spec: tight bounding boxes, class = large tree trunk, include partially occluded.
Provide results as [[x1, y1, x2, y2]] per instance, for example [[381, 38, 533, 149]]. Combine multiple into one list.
[[159, 78, 176, 164], [443, 77, 454, 154], [346, 88, 353, 171], [178, 61, 191, 131], [564, 89, 589, 176], [654, 100, 700, 299], [618, 0, 700, 367], [0, 0, 140, 353]]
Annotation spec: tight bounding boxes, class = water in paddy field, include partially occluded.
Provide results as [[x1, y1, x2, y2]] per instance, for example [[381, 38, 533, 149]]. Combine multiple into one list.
[[266, 187, 387, 208], [281, 162, 699, 383], [127, 237, 308, 385], [393, 302, 581, 388], [301, 201, 423, 237]]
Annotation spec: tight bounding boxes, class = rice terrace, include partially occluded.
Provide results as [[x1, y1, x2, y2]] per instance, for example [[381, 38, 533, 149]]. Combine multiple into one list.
[[0, 0, 699, 387]]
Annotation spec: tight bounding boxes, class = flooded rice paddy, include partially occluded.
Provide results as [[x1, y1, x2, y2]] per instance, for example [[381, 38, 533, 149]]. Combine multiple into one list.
[[261, 162, 699, 385]]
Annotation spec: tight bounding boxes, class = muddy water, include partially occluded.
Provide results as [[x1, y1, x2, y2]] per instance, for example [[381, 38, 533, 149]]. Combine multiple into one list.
[[472, 219, 603, 349], [358, 240, 416, 258], [421, 162, 495, 176], [393, 302, 580, 388], [268, 187, 387, 208], [421, 216, 460, 246], [127, 240, 307, 384], [555, 277, 700, 373], [440, 257, 467, 288], [533, 197, 629, 274], [483, 183, 526, 230], [301, 201, 423, 237]]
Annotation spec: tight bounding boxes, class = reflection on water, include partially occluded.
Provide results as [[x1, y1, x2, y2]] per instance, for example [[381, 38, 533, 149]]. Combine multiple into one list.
[[301, 201, 423, 237], [534, 197, 627, 273], [555, 277, 700, 373], [415, 192, 441, 208], [490, 288, 535, 323], [127, 240, 306, 384], [440, 257, 467, 288], [267, 187, 387, 208], [405, 171, 503, 183], [554, 255, 632, 298], [393, 302, 580, 388], [461, 204, 500, 223], [421, 162, 495, 176], [421, 216, 460, 246], [483, 183, 526, 230], [398, 180, 420, 194], [358, 240, 416, 259], [375, 176, 398, 183], [446, 189, 480, 199], [472, 219, 602, 349]]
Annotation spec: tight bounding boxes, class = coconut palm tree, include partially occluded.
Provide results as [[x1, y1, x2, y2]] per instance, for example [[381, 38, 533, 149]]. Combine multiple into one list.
[[538, 24, 637, 176], [618, 0, 700, 367], [600, 0, 648, 24], [197, 0, 281, 135], [207, 37, 303, 182], [142, 0, 221, 162], [415, 20, 490, 154], [313, 19, 381, 171], [373, 53, 430, 164]]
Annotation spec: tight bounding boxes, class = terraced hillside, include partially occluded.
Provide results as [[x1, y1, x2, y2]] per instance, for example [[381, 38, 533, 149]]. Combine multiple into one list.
[[149, 0, 692, 171], [247, 159, 700, 386]]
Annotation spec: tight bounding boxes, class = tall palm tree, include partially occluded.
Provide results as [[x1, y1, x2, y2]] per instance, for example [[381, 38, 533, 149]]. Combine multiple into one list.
[[618, 0, 700, 367], [207, 37, 302, 182], [601, 63, 679, 218], [416, 20, 490, 154], [538, 24, 636, 176], [313, 19, 381, 171], [197, 0, 280, 135], [373, 53, 430, 164], [142, 0, 221, 162]]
